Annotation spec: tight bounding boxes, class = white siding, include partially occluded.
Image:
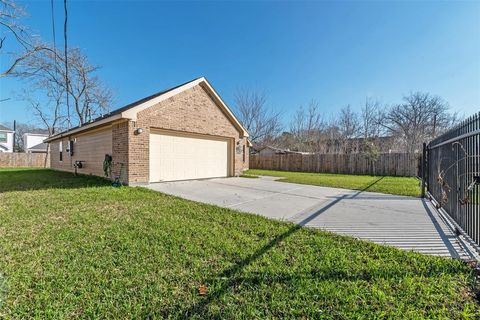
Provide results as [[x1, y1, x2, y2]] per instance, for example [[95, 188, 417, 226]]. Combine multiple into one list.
[[0, 131, 14, 153], [24, 134, 48, 151]]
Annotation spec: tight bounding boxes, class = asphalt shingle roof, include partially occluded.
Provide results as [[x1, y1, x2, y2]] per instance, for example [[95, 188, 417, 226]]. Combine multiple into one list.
[[51, 77, 202, 138], [29, 142, 48, 151]]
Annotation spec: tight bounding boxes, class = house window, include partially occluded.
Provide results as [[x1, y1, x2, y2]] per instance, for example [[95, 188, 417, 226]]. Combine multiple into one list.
[[243, 144, 246, 162], [68, 140, 74, 156], [59, 141, 63, 162], [0, 132, 7, 143]]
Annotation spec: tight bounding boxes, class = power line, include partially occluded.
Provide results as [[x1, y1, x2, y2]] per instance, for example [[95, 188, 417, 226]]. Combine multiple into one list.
[[50, 0, 61, 96], [63, 0, 70, 128], [50, 0, 57, 52]]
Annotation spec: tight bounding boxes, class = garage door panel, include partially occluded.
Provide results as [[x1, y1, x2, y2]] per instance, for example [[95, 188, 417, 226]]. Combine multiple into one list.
[[149, 133, 229, 182]]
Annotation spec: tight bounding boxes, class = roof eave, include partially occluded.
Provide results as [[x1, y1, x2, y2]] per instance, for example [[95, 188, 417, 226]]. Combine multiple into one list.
[[44, 113, 125, 142], [198, 79, 249, 138], [24, 133, 49, 137], [44, 77, 249, 142]]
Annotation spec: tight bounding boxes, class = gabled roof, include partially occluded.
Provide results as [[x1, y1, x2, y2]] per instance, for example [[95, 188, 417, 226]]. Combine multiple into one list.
[[0, 124, 13, 132], [45, 77, 248, 142]]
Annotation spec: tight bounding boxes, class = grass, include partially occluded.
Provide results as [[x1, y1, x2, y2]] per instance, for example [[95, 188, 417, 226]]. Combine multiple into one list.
[[246, 169, 422, 197], [0, 168, 478, 318], [239, 173, 259, 179]]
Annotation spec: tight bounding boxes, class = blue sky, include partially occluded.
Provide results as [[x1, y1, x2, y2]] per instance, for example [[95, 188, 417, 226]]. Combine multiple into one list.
[[1, 0, 479, 127]]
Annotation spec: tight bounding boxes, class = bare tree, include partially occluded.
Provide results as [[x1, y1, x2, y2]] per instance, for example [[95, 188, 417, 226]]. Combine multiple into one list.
[[379, 92, 457, 153], [336, 105, 360, 153], [20, 84, 64, 136], [14, 47, 112, 127], [359, 97, 383, 158], [66, 48, 112, 125], [235, 89, 282, 146], [29, 92, 61, 167], [338, 105, 360, 139], [0, 0, 54, 78], [361, 97, 382, 140], [16, 79, 64, 166], [289, 100, 325, 152]]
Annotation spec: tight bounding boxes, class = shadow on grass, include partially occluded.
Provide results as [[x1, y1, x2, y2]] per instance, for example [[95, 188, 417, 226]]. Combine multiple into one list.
[[182, 175, 456, 316], [356, 176, 385, 195], [0, 168, 110, 193], [182, 184, 376, 316]]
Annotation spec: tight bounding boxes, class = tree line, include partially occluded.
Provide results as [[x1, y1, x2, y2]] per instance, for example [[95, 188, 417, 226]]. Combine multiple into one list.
[[2, 0, 459, 156], [236, 89, 459, 155]]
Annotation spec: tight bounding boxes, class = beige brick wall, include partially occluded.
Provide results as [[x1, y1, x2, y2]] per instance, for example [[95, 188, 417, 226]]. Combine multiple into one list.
[[128, 84, 248, 183], [49, 84, 249, 184], [50, 127, 113, 177], [50, 139, 72, 172], [112, 121, 129, 184]]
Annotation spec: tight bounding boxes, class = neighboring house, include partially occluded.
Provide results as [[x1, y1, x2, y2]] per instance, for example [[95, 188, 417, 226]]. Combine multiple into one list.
[[45, 77, 249, 185], [256, 146, 313, 156], [0, 124, 14, 153], [24, 133, 49, 153]]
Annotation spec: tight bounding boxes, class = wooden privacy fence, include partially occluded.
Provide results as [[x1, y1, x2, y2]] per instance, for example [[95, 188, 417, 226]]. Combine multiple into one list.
[[0, 153, 49, 168], [250, 153, 420, 177]]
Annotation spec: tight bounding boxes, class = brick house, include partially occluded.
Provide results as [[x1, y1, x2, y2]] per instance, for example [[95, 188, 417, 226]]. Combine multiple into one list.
[[45, 77, 250, 185]]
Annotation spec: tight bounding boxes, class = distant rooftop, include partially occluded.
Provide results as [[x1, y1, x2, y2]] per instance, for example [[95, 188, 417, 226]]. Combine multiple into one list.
[[28, 142, 48, 151], [25, 130, 50, 136], [0, 124, 13, 131]]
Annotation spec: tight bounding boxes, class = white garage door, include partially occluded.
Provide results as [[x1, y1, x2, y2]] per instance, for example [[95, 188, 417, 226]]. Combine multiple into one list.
[[149, 132, 230, 182]]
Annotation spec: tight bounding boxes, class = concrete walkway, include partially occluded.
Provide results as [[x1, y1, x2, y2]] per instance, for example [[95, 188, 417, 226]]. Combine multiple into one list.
[[147, 176, 469, 258]]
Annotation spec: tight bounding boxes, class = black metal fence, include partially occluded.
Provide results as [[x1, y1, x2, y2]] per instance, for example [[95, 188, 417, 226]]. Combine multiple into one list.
[[426, 112, 480, 247]]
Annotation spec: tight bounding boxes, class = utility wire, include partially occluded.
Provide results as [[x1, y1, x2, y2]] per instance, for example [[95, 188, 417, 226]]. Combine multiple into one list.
[[50, 0, 61, 108], [50, 0, 61, 133], [50, 0, 57, 54], [63, 0, 71, 128]]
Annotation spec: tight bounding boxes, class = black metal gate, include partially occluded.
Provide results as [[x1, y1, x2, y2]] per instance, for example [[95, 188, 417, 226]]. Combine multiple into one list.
[[425, 112, 480, 247]]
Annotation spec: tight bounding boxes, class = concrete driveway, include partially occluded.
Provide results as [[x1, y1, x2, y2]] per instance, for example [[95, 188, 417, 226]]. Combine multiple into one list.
[[147, 176, 468, 258]]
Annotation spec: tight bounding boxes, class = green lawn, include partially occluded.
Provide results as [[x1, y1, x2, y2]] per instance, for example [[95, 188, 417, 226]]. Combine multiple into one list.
[[246, 169, 422, 197], [239, 173, 259, 179], [0, 169, 478, 318]]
